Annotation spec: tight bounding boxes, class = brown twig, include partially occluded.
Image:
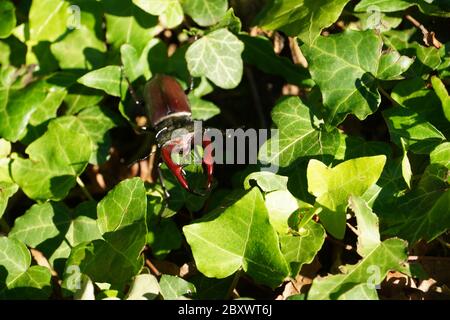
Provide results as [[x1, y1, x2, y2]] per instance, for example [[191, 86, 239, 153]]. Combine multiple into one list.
[[404, 14, 442, 49], [145, 258, 162, 277]]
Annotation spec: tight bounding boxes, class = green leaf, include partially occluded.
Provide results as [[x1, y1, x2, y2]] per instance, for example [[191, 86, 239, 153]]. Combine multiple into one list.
[[265, 190, 299, 234], [77, 66, 126, 98], [51, 26, 106, 70], [63, 179, 147, 291], [337, 283, 378, 300], [0, 1, 16, 39], [186, 28, 244, 89], [210, 8, 242, 34], [0, 80, 47, 142], [244, 171, 288, 193], [105, 0, 159, 54], [257, 0, 351, 44], [383, 106, 445, 154], [376, 50, 414, 80], [121, 41, 157, 82], [301, 30, 382, 125], [239, 34, 313, 87], [430, 142, 450, 169], [380, 162, 449, 244], [182, 0, 228, 27], [159, 275, 196, 300], [53, 106, 120, 164], [97, 177, 147, 234], [0, 182, 18, 219], [400, 138, 412, 188], [307, 156, 386, 239], [126, 273, 160, 300], [348, 196, 380, 257], [0, 237, 52, 299], [28, 0, 69, 42], [307, 238, 407, 300], [391, 77, 449, 137], [258, 97, 341, 168], [280, 220, 325, 276], [63, 223, 146, 291], [188, 94, 220, 121], [183, 188, 290, 288], [133, 0, 183, 29], [147, 218, 182, 258], [431, 76, 450, 122], [190, 274, 235, 300], [11, 120, 91, 201], [9, 201, 101, 268]]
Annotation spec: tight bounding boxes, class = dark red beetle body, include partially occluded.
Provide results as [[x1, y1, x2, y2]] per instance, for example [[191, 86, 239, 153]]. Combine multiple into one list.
[[143, 74, 213, 194]]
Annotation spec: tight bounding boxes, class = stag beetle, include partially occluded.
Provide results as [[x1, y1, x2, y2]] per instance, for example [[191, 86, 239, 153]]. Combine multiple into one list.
[[127, 74, 214, 196]]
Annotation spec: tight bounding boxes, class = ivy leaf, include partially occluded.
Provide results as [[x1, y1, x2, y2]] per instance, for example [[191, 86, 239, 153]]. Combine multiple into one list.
[[53, 106, 120, 164], [307, 238, 407, 300], [182, 0, 228, 27], [337, 283, 378, 300], [183, 188, 290, 288], [147, 218, 182, 258], [390, 77, 449, 137], [307, 156, 386, 239], [383, 106, 445, 154], [258, 97, 341, 168], [120, 41, 158, 83], [244, 171, 288, 193], [186, 28, 244, 89], [265, 190, 299, 234], [348, 196, 380, 257], [64, 178, 147, 291], [431, 76, 450, 122], [126, 273, 160, 300], [51, 26, 107, 70], [97, 178, 147, 234], [239, 34, 313, 87], [376, 50, 414, 80], [257, 0, 351, 44], [78, 66, 126, 98], [28, 0, 69, 42], [11, 120, 91, 201], [188, 94, 220, 121], [159, 275, 196, 300], [430, 142, 450, 169], [393, 164, 450, 244], [133, 0, 184, 29], [280, 220, 326, 276], [105, 0, 159, 54], [0, 182, 18, 219], [0, 237, 52, 299], [301, 30, 382, 126], [0, 1, 16, 39], [9, 201, 101, 271], [0, 80, 47, 142]]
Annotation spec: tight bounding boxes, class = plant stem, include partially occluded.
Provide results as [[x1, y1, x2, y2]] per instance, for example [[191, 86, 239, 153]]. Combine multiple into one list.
[[76, 176, 94, 201], [404, 14, 442, 49], [227, 269, 242, 299]]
